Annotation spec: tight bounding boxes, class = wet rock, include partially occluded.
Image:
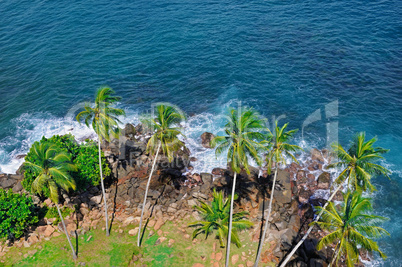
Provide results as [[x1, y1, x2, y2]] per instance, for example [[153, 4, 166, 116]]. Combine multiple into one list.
[[200, 132, 215, 148], [298, 189, 312, 204], [307, 161, 320, 171], [212, 168, 226, 176], [311, 148, 325, 163], [317, 172, 330, 190], [124, 123, 136, 139]]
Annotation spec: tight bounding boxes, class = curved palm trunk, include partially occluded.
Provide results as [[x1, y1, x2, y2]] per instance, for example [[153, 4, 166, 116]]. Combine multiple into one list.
[[137, 142, 161, 247], [329, 247, 340, 267], [225, 172, 237, 267], [57, 205, 77, 260], [98, 137, 109, 236], [254, 168, 278, 266], [280, 184, 342, 267]]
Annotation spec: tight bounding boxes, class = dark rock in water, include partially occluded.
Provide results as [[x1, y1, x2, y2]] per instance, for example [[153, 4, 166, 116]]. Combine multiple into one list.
[[317, 172, 330, 189], [190, 157, 197, 162], [200, 132, 215, 148], [124, 123, 136, 139], [15, 154, 26, 159], [212, 168, 226, 176]]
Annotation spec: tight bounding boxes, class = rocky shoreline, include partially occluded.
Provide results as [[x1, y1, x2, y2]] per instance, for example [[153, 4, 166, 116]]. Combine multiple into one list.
[[0, 123, 345, 266]]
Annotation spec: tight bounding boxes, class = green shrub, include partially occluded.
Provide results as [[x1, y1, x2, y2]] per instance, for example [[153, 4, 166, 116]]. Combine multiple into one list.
[[0, 189, 39, 240], [74, 140, 111, 188], [23, 134, 111, 197]]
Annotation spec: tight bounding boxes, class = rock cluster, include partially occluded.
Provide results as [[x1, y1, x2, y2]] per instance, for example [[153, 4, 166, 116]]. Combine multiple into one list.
[[0, 174, 23, 194], [0, 126, 335, 266]]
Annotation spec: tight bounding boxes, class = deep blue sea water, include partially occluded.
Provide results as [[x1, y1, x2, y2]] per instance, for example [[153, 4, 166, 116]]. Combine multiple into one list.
[[0, 0, 401, 265]]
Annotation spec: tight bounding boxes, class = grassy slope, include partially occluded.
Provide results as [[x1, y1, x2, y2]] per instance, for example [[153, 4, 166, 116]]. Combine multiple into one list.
[[1, 216, 274, 267]]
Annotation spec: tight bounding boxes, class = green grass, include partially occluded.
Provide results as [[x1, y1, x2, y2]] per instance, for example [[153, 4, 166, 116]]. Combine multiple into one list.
[[0, 216, 274, 266]]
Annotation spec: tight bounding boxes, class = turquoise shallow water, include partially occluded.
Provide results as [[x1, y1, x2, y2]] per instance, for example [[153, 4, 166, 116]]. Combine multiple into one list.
[[0, 0, 401, 265]]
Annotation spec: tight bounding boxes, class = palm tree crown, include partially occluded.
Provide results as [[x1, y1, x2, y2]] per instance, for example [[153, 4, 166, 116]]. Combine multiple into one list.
[[142, 104, 186, 162], [329, 132, 390, 192], [188, 189, 253, 248], [211, 106, 266, 267], [211, 107, 266, 174], [76, 86, 125, 142], [254, 121, 301, 266], [24, 142, 76, 203], [266, 121, 301, 173], [313, 191, 389, 266]]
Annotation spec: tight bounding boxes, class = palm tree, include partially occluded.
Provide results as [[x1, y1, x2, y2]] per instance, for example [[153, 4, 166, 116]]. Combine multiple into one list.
[[254, 121, 301, 266], [312, 191, 389, 266], [281, 132, 391, 266], [188, 189, 253, 248], [24, 142, 77, 259], [211, 107, 266, 267], [76, 86, 125, 236], [137, 104, 186, 246]]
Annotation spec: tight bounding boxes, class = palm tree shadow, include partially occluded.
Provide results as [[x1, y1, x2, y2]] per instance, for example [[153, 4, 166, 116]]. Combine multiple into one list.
[[108, 180, 120, 234], [277, 202, 320, 265], [252, 173, 274, 262], [73, 205, 83, 256], [138, 184, 167, 246]]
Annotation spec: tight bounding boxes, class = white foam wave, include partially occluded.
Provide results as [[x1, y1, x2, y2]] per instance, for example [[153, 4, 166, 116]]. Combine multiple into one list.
[[0, 112, 96, 174]]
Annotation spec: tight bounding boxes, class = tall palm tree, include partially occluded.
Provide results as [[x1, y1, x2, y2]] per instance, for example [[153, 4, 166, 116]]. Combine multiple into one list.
[[281, 132, 391, 266], [137, 104, 186, 246], [24, 142, 77, 259], [211, 107, 266, 267], [76, 86, 125, 236], [188, 189, 253, 248], [254, 121, 301, 266], [312, 191, 389, 266]]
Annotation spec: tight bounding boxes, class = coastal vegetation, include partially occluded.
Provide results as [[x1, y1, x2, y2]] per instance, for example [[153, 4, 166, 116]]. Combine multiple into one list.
[[76, 86, 126, 236], [210, 107, 266, 267], [312, 191, 389, 266], [23, 142, 78, 259], [188, 189, 253, 248], [137, 104, 186, 246], [22, 134, 111, 196], [254, 122, 301, 266], [0, 92, 391, 266], [0, 189, 38, 240], [281, 132, 391, 266]]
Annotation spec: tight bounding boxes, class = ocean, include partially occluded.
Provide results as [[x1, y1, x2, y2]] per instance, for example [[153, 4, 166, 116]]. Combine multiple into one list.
[[0, 0, 401, 265]]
